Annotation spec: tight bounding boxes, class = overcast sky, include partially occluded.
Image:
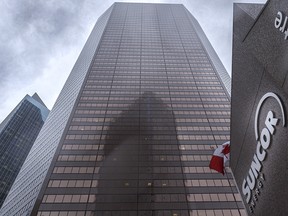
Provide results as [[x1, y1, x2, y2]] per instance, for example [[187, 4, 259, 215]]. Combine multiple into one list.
[[0, 0, 266, 122]]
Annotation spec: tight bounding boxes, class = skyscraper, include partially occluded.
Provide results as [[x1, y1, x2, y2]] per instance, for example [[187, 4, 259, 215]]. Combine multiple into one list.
[[1, 3, 245, 216], [0, 93, 49, 208]]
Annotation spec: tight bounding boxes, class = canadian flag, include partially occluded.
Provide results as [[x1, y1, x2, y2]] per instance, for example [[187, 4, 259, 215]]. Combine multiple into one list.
[[209, 141, 230, 175]]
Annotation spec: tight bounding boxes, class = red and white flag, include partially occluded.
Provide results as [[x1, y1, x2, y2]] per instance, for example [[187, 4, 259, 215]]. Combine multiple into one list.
[[209, 141, 230, 175]]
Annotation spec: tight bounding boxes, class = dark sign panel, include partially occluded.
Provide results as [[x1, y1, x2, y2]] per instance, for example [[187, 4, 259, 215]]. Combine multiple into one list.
[[232, 1, 288, 215]]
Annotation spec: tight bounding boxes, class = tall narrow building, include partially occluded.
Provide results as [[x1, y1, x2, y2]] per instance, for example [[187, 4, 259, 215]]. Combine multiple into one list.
[[1, 3, 245, 216], [0, 93, 49, 208]]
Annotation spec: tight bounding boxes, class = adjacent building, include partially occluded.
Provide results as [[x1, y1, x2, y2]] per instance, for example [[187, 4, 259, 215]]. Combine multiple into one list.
[[1, 3, 245, 216], [231, 0, 288, 215], [0, 93, 49, 208]]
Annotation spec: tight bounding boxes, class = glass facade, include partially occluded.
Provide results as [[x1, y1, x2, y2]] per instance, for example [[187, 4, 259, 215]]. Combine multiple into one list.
[[0, 93, 49, 208], [33, 3, 244, 216]]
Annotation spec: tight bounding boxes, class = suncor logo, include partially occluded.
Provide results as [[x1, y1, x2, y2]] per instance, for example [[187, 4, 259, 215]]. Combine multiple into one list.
[[241, 93, 286, 213]]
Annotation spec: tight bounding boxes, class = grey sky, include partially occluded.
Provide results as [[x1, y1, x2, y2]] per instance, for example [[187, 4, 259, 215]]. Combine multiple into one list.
[[0, 0, 266, 122]]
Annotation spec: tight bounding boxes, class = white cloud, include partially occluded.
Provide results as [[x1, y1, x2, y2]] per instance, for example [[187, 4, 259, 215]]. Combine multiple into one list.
[[0, 0, 266, 122]]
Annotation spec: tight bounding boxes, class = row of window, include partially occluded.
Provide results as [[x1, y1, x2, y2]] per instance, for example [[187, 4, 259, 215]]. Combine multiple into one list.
[[57, 155, 101, 162], [179, 145, 217, 150], [62, 144, 103, 151], [178, 135, 230, 141], [37, 209, 247, 216], [42, 194, 95, 203], [176, 126, 229, 131], [97, 41, 202, 46], [184, 179, 231, 187], [85, 86, 187, 90], [48, 180, 98, 188], [88, 66, 217, 71], [93, 62, 216, 66], [79, 97, 226, 102], [99, 46, 171, 49], [180, 155, 211, 162], [76, 98, 228, 104], [187, 193, 241, 202], [65, 134, 101, 140], [56, 154, 214, 162], [77, 103, 107, 108], [69, 125, 103, 131], [60, 144, 216, 151], [74, 109, 187, 115], [84, 72, 218, 77], [177, 135, 212, 141], [67, 126, 227, 133], [42, 193, 239, 204], [206, 111, 230, 115], [85, 80, 223, 85], [98, 37, 201, 41], [69, 125, 229, 134], [71, 118, 177, 124], [172, 115, 229, 120], [80, 96, 138, 101], [89, 64, 214, 69], [202, 98, 229, 102], [79, 93, 227, 98], [51, 166, 146, 174], [96, 47, 206, 51], [47, 179, 235, 189], [94, 51, 207, 56], [86, 74, 221, 78], [98, 40, 202, 44], [37, 211, 90, 216], [89, 66, 215, 71], [94, 53, 208, 58], [91, 61, 216, 66], [47, 178, 235, 190], [173, 111, 230, 116], [72, 118, 104, 122], [101, 134, 178, 141], [87, 77, 222, 81], [52, 166, 232, 175], [52, 166, 96, 174], [94, 52, 207, 58], [91, 62, 213, 67], [84, 85, 218, 90], [203, 104, 230, 108], [174, 104, 204, 109], [76, 103, 229, 110], [93, 58, 209, 63], [95, 53, 207, 58]]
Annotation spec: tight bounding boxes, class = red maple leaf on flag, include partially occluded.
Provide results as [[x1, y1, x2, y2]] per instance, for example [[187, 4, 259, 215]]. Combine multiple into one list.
[[221, 144, 230, 155], [209, 142, 230, 175]]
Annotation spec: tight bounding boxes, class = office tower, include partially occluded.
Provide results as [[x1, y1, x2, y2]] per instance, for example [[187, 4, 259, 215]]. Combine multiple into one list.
[[1, 3, 245, 216], [0, 93, 49, 208]]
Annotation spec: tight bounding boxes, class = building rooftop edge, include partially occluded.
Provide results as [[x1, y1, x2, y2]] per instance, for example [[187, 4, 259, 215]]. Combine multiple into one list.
[[25, 94, 50, 121], [32, 93, 48, 108], [114, 2, 183, 6]]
